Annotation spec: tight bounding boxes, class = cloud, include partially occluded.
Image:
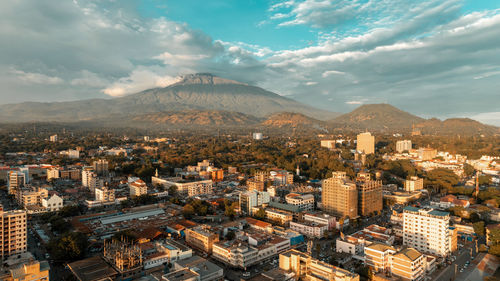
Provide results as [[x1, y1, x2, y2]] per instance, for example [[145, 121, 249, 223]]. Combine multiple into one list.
[[470, 112, 500, 127], [11, 69, 63, 85], [322, 70, 346, 77]]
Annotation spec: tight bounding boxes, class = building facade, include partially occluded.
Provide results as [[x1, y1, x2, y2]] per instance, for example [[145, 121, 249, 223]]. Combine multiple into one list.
[[0, 207, 27, 258], [322, 172, 358, 218], [357, 132, 375, 154], [356, 173, 382, 216]]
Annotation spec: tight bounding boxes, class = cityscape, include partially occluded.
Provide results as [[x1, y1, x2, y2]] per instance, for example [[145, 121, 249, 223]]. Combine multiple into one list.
[[1, 1, 500, 281]]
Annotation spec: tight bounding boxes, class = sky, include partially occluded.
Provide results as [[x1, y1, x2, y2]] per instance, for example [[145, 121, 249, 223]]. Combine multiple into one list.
[[1, 0, 499, 125]]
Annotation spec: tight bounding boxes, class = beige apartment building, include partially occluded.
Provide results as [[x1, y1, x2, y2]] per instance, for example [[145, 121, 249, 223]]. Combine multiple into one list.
[[185, 225, 219, 254], [129, 179, 147, 197], [356, 173, 382, 216], [322, 172, 358, 218], [403, 207, 451, 257], [280, 249, 359, 281], [365, 243, 425, 281], [0, 206, 27, 258], [285, 193, 315, 211], [396, 140, 412, 153], [357, 132, 375, 154], [404, 176, 424, 192]]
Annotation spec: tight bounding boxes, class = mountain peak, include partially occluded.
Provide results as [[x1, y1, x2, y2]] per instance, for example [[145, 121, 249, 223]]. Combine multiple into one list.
[[172, 73, 247, 86]]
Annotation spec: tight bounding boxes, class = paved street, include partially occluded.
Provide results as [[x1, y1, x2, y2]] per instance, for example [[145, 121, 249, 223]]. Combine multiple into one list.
[[432, 241, 478, 281]]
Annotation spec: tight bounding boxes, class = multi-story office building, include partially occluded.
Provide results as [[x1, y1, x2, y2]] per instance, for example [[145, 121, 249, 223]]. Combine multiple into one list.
[[403, 207, 451, 257], [46, 167, 60, 181], [356, 132, 375, 154], [270, 170, 294, 186], [93, 159, 109, 177], [60, 169, 81, 181], [49, 134, 58, 142], [405, 176, 424, 192], [356, 173, 382, 216], [322, 172, 357, 218], [303, 212, 337, 230], [0, 206, 27, 258], [364, 243, 396, 272], [129, 179, 147, 197], [185, 225, 219, 254], [82, 166, 100, 192], [247, 179, 265, 192], [95, 186, 115, 202], [280, 250, 359, 281], [8, 171, 25, 194], [396, 140, 412, 153], [285, 193, 314, 211], [16, 187, 48, 208], [239, 190, 270, 215]]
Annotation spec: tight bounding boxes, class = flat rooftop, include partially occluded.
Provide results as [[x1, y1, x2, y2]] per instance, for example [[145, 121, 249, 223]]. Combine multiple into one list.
[[67, 256, 117, 281]]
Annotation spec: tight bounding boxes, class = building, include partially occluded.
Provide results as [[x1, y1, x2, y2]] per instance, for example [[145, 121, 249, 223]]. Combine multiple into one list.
[[337, 225, 394, 256], [285, 193, 314, 211], [365, 243, 426, 281], [8, 171, 25, 194], [270, 170, 294, 186], [289, 221, 327, 238], [247, 178, 265, 192], [239, 190, 270, 215], [322, 172, 358, 218], [396, 140, 412, 153], [303, 212, 337, 230], [129, 179, 148, 197], [46, 167, 60, 181], [356, 173, 382, 216], [16, 187, 48, 208], [41, 194, 63, 212], [93, 159, 109, 177], [0, 206, 27, 258], [320, 140, 336, 149], [254, 208, 294, 226], [49, 134, 57, 142], [60, 169, 81, 181], [253, 132, 263, 140], [210, 168, 224, 182], [357, 132, 375, 154], [82, 167, 100, 192], [418, 148, 437, 161], [95, 186, 115, 202], [403, 206, 451, 257], [67, 149, 80, 159], [404, 176, 424, 192], [173, 255, 224, 281], [185, 225, 219, 254], [0, 253, 50, 281], [152, 177, 213, 197], [279, 249, 359, 281]]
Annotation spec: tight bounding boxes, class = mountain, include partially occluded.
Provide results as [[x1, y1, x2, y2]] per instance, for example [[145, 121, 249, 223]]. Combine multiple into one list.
[[415, 118, 499, 135], [331, 104, 425, 131], [0, 73, 339, 122], [262, 112, 324, 128], [130, 110, 260, 126]]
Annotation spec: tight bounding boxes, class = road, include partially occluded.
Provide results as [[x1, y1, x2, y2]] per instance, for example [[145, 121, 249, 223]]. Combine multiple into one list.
[[432, 241, 478, 281]]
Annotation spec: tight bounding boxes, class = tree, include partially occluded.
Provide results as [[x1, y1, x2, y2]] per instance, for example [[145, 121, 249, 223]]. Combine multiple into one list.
[[463, 163, 475, 177], [182, 204, 195, 219], [255, 208, 266, 220], [48, 232, 88, 262], [489, 244, 500, 257], [473, 221, 485, 237], [168, 185, 178, 197]]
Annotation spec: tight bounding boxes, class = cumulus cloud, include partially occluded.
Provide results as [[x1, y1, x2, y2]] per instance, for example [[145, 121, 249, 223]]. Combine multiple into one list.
[[11, 69, 63, 85]]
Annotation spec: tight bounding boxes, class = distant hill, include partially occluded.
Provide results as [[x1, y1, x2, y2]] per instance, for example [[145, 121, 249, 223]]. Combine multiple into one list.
[[262, 112, 324, 128], [415, 118, 499, 135], [0, 73, 339, 122], [331, 104, 424, 131], [131, 110, 260, 126]]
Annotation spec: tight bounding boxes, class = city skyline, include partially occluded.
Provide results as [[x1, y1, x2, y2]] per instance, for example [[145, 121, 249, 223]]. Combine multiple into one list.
[[1, 1, 499, 125]]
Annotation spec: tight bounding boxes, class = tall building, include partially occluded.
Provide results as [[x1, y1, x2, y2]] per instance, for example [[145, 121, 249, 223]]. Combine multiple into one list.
[[322, 172, 358, 218], [405, 176, 424, 192], [0, 206, 27, 258], [129, 179, 147, 197], [356, 132, 375, 154], [93, 159, 109, 177], [185, 225, 219, 254], [95, 186, 115, 202], [46, 167, 60, 181], [82, 167, 102, 192], [396, 140, 412, 153], [49, 134, 58, 142], [239, 190, 270, 215], [8, 171, 25, 194], [356, 172, 382, 216], [403, 207, 451, 257]]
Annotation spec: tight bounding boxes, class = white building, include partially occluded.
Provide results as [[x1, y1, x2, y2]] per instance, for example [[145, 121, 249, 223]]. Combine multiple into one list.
[[95, 186, 115, 202], [42, 194, 63, 212], [129, 179, 148, 197], [252, 133, 263, 140], [403, 207, 452, 257], [152, 177, 213, 197], [303, 212, 337, 230], [285, 193, 314, 211], [289, 221, 328, 238], [396, 140, 412, 153]]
